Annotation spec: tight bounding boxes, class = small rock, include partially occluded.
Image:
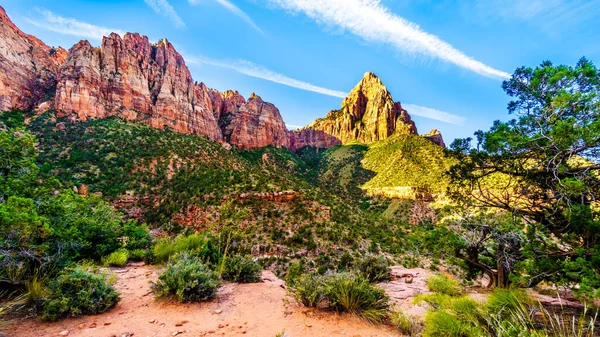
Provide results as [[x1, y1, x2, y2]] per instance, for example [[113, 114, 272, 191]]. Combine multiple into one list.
[[149, 319, 156, 323], [306, 323, 312, 327], [214, 309, 223, 314], [104, 322, 112, 326], [78, 323, 86, 330], [59, 330, 69, 336], [175, 320, 188, 327], [89, 323, 97, 328], [218, 324, 225, 329]]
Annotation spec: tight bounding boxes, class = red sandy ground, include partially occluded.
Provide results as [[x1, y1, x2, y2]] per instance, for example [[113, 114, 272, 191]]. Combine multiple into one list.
[[7, 263, 400, 337]]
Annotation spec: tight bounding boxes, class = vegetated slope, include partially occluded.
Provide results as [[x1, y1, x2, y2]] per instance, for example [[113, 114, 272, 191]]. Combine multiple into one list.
[[312, 134, 453, 199], [2, 111, 424, 269], [25, 112, 312, 225]]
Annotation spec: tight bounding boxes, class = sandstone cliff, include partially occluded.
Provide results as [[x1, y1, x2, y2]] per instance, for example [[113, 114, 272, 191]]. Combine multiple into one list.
[[0, 7, 445, 150], [0, 7, 67, 111], [217, 92, 290, 149], [290, 72, 418, 149], [422, 129, 446, 148], [54, 34, 223, 141]]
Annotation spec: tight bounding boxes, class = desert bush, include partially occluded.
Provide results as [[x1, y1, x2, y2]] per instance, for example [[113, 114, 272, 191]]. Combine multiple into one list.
[[153, 234, 220, 264], [325, 273, 390, 323], [40, 268, 119, 322], [127, 249, 149, 262], [153, 253, 220, 303], [118, 221, 153, 250], [426, 274, 462, 296], [485, 288, 531, 320], [423, 310, 484, 337], [221, 256, 261, 283], [391, 309, 421, 336], [102, 249, 128, 267], [354, 254, 391, 282], [291, 273, 327, 307]]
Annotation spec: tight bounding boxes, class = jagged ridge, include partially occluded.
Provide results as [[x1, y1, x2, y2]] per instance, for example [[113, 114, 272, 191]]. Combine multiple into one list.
[[0, 6, 443, 150]]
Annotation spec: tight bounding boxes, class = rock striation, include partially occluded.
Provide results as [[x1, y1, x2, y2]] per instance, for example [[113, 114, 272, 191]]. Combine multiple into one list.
[[290, 72, 418, 149], [54, 34, 223, 141], [215, 92, 290, 149], [0, 7, 66, 111]]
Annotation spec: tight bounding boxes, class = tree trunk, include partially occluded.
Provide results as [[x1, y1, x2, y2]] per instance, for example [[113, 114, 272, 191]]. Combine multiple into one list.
[[496, 242, 510, 288]]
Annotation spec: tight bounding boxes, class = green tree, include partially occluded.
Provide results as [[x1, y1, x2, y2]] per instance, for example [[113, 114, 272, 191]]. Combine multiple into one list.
[[448, 58, 600, 299]]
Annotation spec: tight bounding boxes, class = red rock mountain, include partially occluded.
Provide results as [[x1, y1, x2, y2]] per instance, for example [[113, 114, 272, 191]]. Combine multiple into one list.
[[290, 72, 419, 149], [54, 34, 223, 141], [0, 7, 443, 149], [0, 7, 67, 111]]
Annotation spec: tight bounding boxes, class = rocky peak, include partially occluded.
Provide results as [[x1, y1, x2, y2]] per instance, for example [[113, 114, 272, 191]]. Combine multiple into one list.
[[0, 6, 66, 111], [214, 91, 289, 149], [54, 31, 223, 141], [290, 72, 417, 149], [422, 129, 446, 148]]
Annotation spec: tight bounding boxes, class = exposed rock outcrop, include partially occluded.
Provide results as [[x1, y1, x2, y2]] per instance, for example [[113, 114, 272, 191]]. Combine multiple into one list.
[[0, 7, 66, 111], [54, 34, 223, 141], [290, 72, 418, 149], [216, 92, 290, 149], [422, 128, 446, 148], [0, 7, 444, 151]]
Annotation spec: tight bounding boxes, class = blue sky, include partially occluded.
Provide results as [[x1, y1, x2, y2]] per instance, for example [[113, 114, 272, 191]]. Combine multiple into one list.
[[3, 0, 599, 143]]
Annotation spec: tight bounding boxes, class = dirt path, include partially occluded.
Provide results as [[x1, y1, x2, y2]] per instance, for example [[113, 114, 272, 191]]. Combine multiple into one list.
[[7, 263, 400, 337]]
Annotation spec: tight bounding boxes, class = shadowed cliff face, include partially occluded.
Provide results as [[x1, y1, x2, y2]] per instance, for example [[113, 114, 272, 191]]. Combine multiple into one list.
[[289, 72, 419, 150]]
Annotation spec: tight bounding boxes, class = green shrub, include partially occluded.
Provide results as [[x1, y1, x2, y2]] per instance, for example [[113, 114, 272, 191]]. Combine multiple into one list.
[[391, 310, 421, 336], [285, 261, 306, 286], [127, 249, 149, 262], [291, 273, 327, 307], [324, 273, 390, 323], [102, 249, 128, 267], [423, 310, 483, 337], [153, 254, 220, 303], [118, 221, 153, 250], [354, 254, 391, 282], [41, 268, 119, 322], [485, 288, 531, 320], [426, 274, 462, 296], [153, 234, 220, 264], [221, 256, 261, 283]]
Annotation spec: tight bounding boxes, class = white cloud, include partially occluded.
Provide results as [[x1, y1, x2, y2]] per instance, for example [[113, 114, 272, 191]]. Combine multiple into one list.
[[188, 55, 465, 125], [190, 0, 264, 34], [263, 0, 510, 79], [403, 104, 465, 126], [187, 56, 348, 97], [285, 124, 303, 130], [26, 8, 124, 41], [144, 0, 185, 27]]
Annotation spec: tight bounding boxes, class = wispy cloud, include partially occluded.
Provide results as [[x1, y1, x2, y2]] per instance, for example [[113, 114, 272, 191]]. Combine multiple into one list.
[[26, 8, 124, 41], [263, 0, 510, 79], [144, 0, 185, 27], [189, 0, 264, 34], [187, 56, 348, 97], [188, 55, 465, 125], [403, 104, 465, 126], [285, 124, 303, 130]]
